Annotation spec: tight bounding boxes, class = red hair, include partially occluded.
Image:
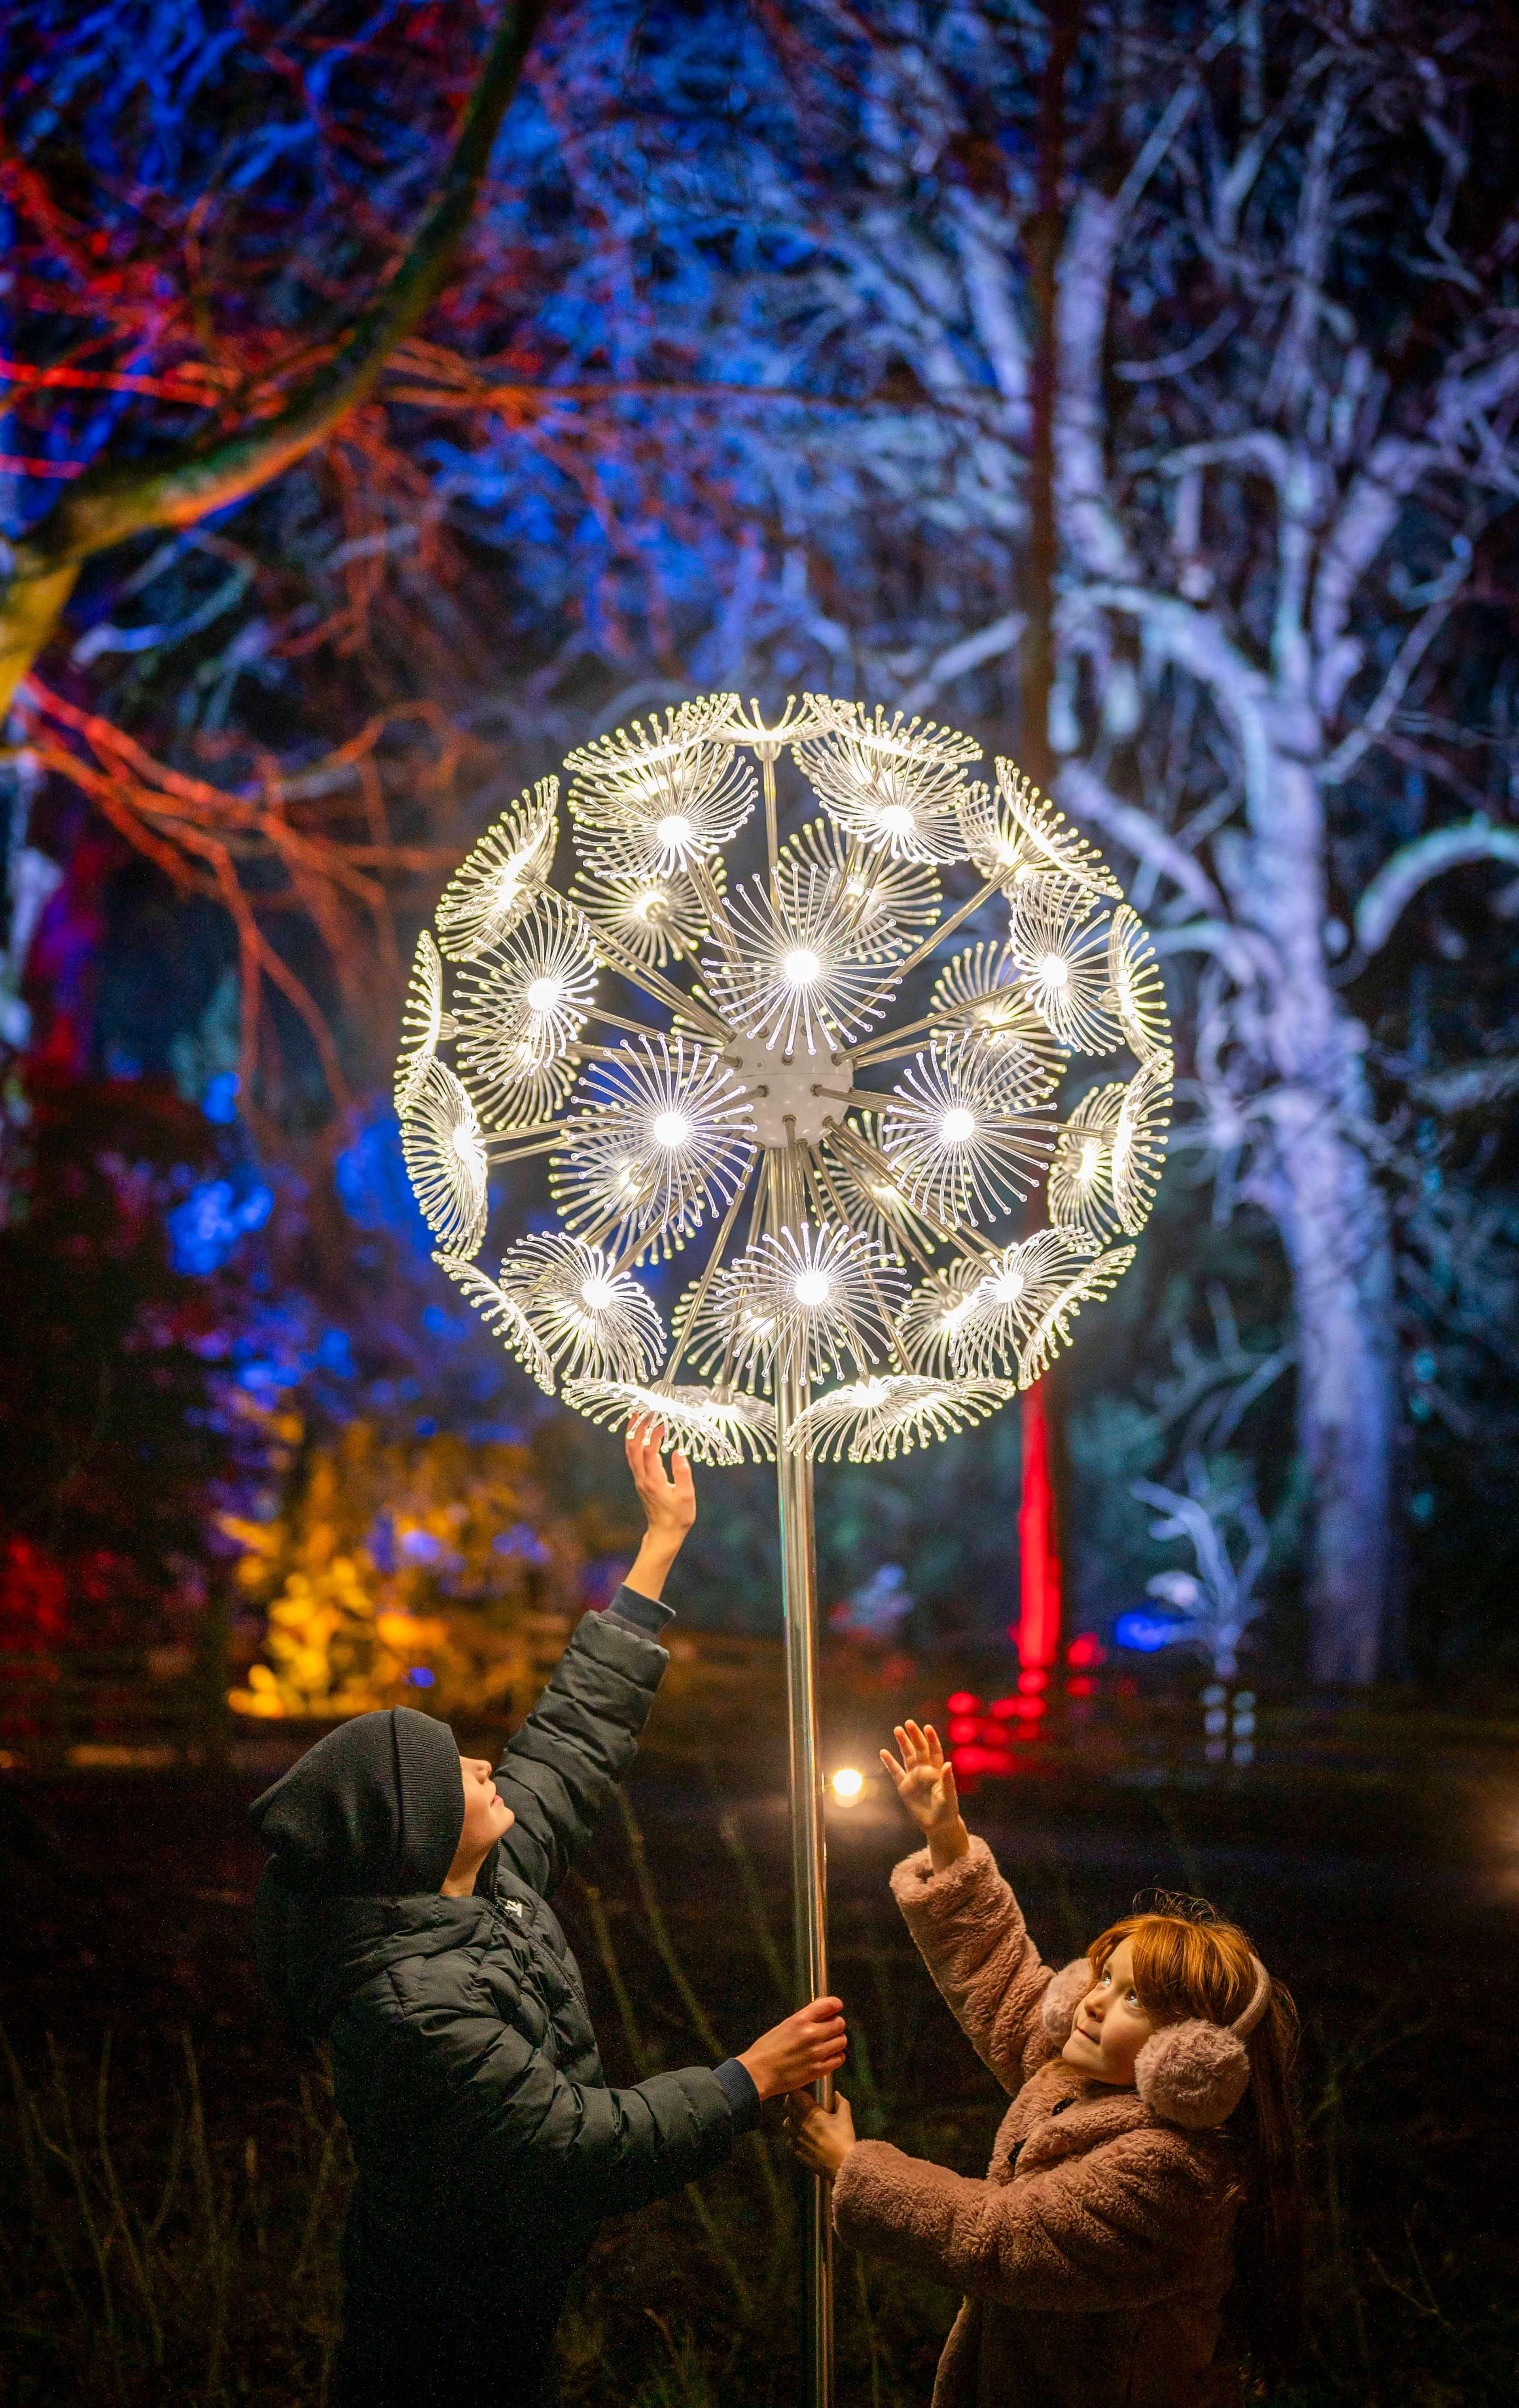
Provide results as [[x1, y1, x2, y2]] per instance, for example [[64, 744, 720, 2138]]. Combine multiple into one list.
[[1090, 1910, 1304, 2381]]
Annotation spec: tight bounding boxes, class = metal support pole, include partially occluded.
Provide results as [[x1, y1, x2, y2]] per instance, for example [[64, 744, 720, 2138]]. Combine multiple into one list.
[[773, 1132, 833, 2406], [775, 1384, 833, 2407]]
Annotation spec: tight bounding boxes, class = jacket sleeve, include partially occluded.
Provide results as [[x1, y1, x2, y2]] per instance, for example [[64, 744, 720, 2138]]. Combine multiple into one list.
[[832, 2129, 1235, 2313], [493, 1605, 667, 1897], [890, 1838, 1060, 2092], [405, 1991, 742, 2224]]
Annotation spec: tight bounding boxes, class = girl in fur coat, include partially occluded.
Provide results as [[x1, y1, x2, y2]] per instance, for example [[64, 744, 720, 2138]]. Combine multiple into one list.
[[787, 1721, 1303, 2408]]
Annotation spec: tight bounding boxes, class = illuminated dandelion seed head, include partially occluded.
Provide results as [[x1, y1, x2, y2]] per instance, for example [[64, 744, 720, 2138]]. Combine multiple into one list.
[[394, 930, 456, 1113], [898, 1260, 985, 1377], [401, 1059, 489, 1259], [1111, 1056, 1172, 1234], [701, 863, 903, 1056], [1105, 905, 1172, 1066], [714, 1224, 907, 1388], [565, 1377, 778, 1465], [1049, 1083, 1127, 1247], [883, 1032, 1059, 1225], [454, 891, 597, 1123], [433, 1251, 556, 1394], [992, 761, 1125, 899], [776, 818, 941, 963], [567, 698, 756, 872], [929, 942, 1047, 1047], [550, 1034, 755, 1262], [435, 779, 558, 960], [1018, 1244, 1137, 1388], [716, 694, 825, 759], [796, 700, 979, 863], [1009, 889, 1123, 1055], [788, 1372, 1015, 1463], [497, 1233, 663, 1384], [952, 1231, 1102, 1381], [570, 860, 718, 968], [398, 690, 1169, 1462]]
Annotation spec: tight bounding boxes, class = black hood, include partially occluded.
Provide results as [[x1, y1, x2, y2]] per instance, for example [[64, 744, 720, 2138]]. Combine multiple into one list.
[[249, 1707, 469, 2039], [249, 1707, 465, 1897]]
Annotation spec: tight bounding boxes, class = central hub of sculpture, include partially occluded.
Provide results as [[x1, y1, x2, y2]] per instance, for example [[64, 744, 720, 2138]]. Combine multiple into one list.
[[723, 1040, 845, 1149]]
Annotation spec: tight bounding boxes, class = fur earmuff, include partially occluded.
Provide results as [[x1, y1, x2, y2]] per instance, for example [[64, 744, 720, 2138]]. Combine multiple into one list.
[[1134, 2020, 1251, 2128], [1133, 1953, 1271, 2128], [1040, 1957, 1093, 2043]]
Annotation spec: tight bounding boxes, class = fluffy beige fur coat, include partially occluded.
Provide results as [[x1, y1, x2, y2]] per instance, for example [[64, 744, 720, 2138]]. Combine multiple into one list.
[[831, 1839, 1245, 2408]]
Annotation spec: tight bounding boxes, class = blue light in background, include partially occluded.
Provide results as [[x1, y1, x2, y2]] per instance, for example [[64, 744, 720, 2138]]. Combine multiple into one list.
[[1113, 1609, 1189, 1654], [203, 1071, 240, 1124], [398, 1529, 444, 1566], [167, 1172, 274, 1273], [405, 1667, 435, 1688], [334, 1111, 434, 1260], [493, 1522, 550, 1566]]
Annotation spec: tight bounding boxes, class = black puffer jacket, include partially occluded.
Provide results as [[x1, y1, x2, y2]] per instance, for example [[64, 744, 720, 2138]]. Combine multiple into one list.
[[252, 1603, 756, 2329]]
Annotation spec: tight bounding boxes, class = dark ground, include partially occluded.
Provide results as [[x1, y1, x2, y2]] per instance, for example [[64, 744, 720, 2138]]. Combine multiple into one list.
[[3, 1673, 1518, 2406]]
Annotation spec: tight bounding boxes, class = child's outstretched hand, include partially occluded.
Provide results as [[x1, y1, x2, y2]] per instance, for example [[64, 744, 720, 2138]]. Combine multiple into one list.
[[881, 1721, 970, 1873], [623, 1417, 696, 1603]]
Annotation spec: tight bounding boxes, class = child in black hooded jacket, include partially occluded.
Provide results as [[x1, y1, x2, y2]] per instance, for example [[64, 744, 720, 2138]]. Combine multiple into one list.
[[250, 1422, 844, 2407]]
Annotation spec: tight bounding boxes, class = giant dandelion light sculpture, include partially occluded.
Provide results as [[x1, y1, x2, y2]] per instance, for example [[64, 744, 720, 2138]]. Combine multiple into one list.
[[396, 692, 1172, 2406]]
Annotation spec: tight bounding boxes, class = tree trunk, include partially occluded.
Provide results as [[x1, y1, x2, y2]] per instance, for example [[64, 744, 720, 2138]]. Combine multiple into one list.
[[1270, 1100, 1401, 1684], [1243, 736, 1402, 1682]]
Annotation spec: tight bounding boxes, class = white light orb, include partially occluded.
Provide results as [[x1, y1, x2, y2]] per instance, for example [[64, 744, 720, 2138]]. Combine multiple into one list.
[[831, 1768, 865, 1804], [941, 1107, 977, 1143], [526, 976, 563, 1012], [794, 1269, 832, 1307], [657, 814, 692, 848], [581, 1275, 617, 1308], [783, 948, 822, 986], [652, 1110, 692, 1149]]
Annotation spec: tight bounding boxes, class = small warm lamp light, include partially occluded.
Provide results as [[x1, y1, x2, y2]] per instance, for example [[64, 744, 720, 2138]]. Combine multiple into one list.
[[830, 1766, 865, 1805]]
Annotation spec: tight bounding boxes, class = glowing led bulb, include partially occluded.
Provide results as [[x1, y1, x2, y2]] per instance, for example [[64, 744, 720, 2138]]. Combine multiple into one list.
[[581, 1275, 617, 1309], [652, 1111, 691, 1149], [794, 1269, 832, 1308], [941, 1107, 977, 1143], [1040, 954, 1070, 988], [783, 948, 822, 985], [1080, 1138, 1100, 1179], [527, 976, 564, 1012], [657, 814, 692, 849], [992, 1269, 1026, 1302], [831, 1767, 865, 1805], [879, 804, 915, 839]]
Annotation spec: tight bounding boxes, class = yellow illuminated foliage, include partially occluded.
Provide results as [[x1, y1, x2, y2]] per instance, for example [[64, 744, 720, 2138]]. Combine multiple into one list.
[[227, 1422, 578, 1721]]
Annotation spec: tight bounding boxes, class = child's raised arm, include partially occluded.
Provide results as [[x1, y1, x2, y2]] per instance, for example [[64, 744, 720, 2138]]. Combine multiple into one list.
[[493, 1422, 692, 1896], [882, 1721, 1062, 2093]]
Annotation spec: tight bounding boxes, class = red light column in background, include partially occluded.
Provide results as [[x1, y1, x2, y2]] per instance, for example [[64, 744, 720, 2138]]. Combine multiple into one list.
[[1016, 1379, 1061, 1672]]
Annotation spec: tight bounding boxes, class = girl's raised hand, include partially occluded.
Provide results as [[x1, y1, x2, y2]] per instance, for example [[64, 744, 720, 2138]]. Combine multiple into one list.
[[880, 1721, 970, 1870]]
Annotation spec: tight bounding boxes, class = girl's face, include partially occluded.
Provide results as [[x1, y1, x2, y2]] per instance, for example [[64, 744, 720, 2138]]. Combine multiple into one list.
[[1061, 1939, 1159, 2086]]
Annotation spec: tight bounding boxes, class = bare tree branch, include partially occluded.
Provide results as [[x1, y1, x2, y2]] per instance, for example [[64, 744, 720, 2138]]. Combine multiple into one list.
[[1354, 819, 1519, 960], [0, 0, 549, 715]]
